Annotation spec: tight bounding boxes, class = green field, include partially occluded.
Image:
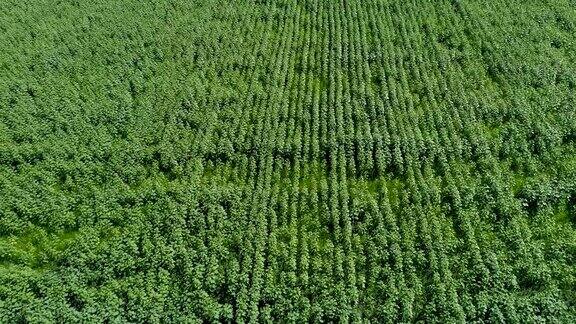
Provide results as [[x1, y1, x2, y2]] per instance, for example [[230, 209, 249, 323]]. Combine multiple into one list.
[[1, 0, 576, 322]]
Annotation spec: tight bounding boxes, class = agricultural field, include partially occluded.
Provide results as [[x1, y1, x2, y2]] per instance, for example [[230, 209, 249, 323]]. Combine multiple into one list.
[[1, 0, 576, 322]]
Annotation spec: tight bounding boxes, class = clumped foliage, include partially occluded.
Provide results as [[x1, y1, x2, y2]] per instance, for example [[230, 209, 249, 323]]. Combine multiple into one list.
[[1, 0, 575, 322]]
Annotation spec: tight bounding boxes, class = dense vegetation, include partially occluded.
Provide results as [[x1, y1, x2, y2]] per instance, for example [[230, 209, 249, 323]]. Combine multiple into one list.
[[1, 0, 575, 322]]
